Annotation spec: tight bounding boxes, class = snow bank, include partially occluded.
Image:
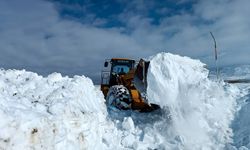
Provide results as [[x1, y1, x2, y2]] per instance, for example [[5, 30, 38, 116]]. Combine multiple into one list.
[[147, 53, 240, 149], [0, 69, 107, 149]]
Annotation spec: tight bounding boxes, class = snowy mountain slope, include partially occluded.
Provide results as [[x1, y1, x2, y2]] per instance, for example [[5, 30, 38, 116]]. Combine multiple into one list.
[[221, 65, 250, 80], [0, 53, 249, 150]]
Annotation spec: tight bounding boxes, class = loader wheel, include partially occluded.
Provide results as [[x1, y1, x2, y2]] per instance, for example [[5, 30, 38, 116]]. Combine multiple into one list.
[[106, 85, 132, 110]]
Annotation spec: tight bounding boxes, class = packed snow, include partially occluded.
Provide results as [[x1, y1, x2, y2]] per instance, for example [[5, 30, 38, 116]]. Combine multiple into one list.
[[0, 52, 249, 150], [0, 71, 109, 149]]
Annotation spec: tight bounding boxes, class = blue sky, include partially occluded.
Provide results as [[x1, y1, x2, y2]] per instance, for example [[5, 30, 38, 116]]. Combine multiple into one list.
[[0, 0, 249, 83], [51, 0, 194, 27]]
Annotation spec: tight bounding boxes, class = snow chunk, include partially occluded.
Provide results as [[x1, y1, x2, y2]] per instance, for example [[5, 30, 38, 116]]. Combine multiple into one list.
[[122, 117, 135, 131]]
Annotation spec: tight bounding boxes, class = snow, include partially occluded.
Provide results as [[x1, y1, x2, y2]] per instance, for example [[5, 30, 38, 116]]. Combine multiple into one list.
[[0, 70, 109, 149], [147, 53, 243, 149], [0, 52, 249, 150], [223, 67, 250, 150]]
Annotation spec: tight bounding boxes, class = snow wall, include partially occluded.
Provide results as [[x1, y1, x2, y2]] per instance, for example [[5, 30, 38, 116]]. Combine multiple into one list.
[[0, 52, 243, 150], [0, 70, 110, 149]]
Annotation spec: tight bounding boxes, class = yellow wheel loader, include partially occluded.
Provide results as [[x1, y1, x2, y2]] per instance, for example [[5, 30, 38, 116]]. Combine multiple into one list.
[[101, 58, 159, 112]]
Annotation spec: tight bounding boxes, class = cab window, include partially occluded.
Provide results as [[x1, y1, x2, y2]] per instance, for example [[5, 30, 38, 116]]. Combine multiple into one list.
[[112, 65, 130, 74]]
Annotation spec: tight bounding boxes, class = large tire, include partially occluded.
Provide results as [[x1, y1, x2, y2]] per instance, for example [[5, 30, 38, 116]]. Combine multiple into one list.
[[106, 85, 132, 110]]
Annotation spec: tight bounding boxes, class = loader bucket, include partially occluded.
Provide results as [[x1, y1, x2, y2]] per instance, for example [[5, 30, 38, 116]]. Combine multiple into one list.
[[133, 59, 150, 101], [133, 59, 160, 112]]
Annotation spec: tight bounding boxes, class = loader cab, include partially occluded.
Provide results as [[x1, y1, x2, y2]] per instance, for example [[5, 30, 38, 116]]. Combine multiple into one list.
[[108, 58, 135, 86], [110, 59, 135, 75], [101, 58, 135, 97]]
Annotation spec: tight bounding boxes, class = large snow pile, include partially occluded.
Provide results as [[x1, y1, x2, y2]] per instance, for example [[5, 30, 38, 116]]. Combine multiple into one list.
[[0, 70, 109, 149], [147, 53, 241, 149]]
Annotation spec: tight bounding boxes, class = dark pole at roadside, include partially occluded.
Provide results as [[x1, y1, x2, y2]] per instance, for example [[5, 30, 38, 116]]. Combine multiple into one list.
[[210, 32, 219, 80]]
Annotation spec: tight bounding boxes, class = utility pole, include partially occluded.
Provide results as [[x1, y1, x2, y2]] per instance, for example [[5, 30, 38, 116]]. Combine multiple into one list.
[[210, 32, 219, 80]]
